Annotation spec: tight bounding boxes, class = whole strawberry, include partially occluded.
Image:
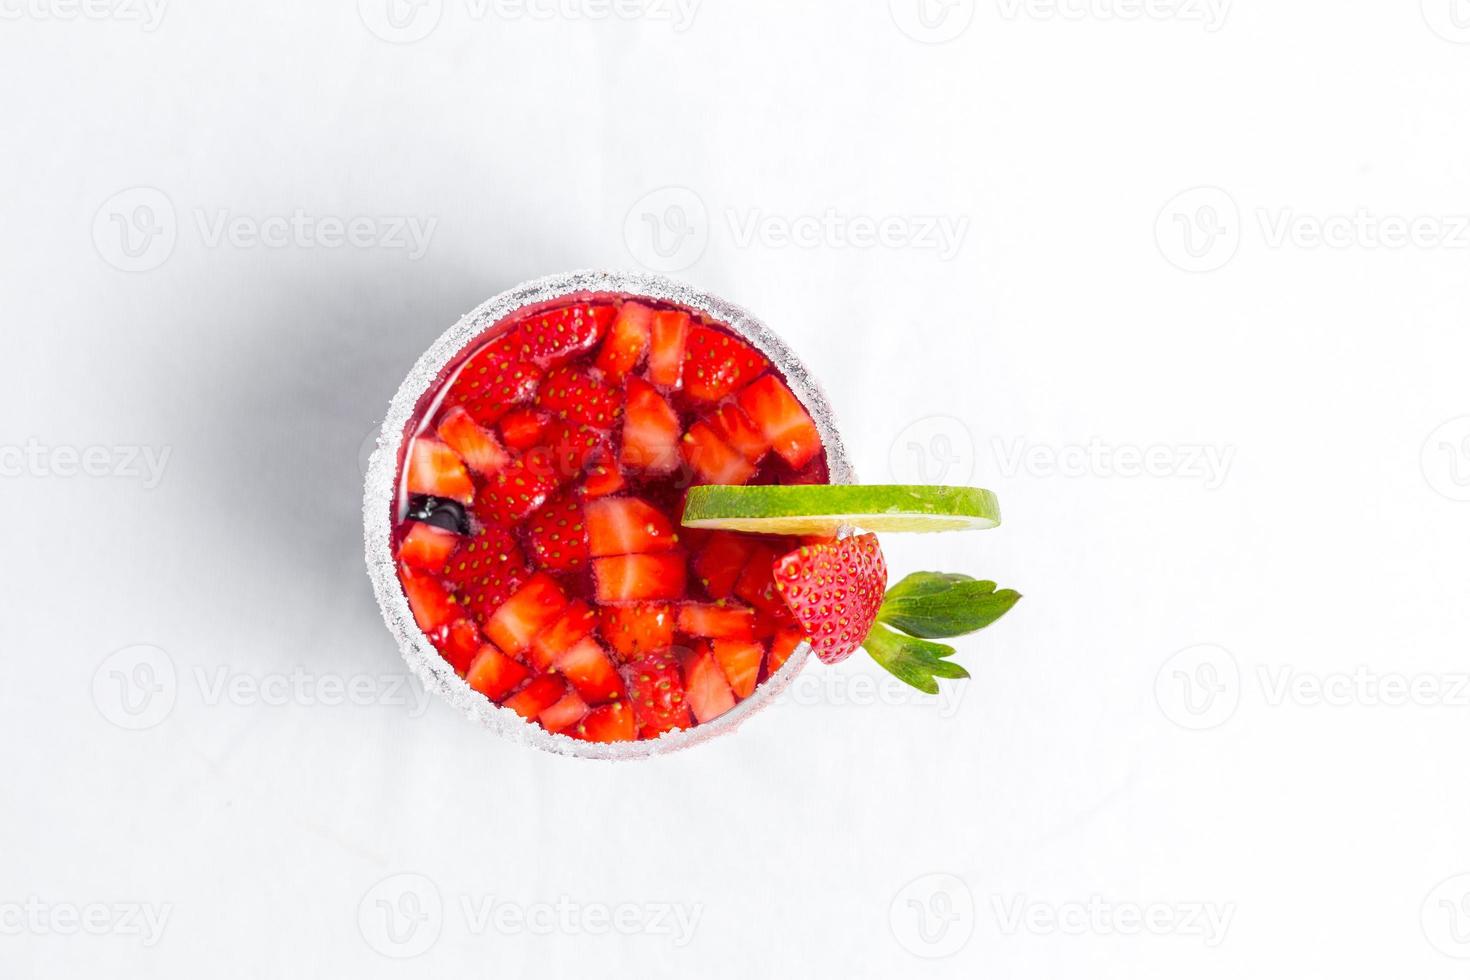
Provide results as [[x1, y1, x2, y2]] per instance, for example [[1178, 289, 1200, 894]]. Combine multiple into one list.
[[773, 533, 887, 664]]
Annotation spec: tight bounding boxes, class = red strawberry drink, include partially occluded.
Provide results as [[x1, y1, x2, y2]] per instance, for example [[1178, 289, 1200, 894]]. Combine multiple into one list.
[[365, 272, 852, 757]]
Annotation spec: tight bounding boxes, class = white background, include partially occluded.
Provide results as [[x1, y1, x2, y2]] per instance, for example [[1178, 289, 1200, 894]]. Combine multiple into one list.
[[4, 0, 1470, 976]]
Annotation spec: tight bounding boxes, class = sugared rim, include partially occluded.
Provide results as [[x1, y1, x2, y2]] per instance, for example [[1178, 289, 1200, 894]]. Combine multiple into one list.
[[363, 270, 854, 760]]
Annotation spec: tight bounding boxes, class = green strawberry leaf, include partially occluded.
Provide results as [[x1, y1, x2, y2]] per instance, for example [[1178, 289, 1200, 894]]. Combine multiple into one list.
[[877, 572, 1021, 639], [861, 622, 970, 695]]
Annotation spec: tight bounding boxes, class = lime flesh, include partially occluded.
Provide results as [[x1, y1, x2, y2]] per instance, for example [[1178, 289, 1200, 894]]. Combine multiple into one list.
[[681, 485, 1001, 535]]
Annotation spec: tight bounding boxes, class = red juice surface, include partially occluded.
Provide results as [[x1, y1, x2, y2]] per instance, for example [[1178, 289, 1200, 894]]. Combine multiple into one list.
[[390, 293, 830, 742]]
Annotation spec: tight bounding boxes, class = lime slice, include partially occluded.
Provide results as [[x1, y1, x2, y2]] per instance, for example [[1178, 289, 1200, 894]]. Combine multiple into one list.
[[681, 485, 1001, 535]]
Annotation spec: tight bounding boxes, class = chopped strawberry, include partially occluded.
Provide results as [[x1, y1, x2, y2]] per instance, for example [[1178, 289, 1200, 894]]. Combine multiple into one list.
[[736, 374, 823, 469], [442, 523, 528, 627], [585, 497, 679, 557], [733, 544, 785, 613], [466, 644, 530, 701], [595, 302, 653, 380], [766, 627, 806, 677], [434, 618, 485, 674], [774, 533, 887, 664], [534, 365, 622, 428], [528, 599, 598, 672], [397, 521, 460, 573], [682, 325, 770, 402], [405, 438, 474, 504], [506, 303, 616, 366], [573, 701, 637, 742], [624, 652, 692, 736], [580, 453, 626, 498], [539, 687, 589, 733], [680, 422, 755, 486], [683, 644, 737, 723], [647, 310, 691, 388], [752, 602, 796, 640], [553, 636, 625, 704], [709, 402, 769, 463], [677, 602, 758, 641], [593, 553, 687, 603], [398, 562, 459, 633], [498, 409, 549, 451], [620, 377, 681, 475], [547, 421, 610, 479], [484, 572, 569, 655], [436, 405, 509, 477], [691, 532, 756, 599], [450, 348, 543, 427], [712, 639, 763, 699], [474, 454, 562, 525], [599, 603, 674, 661], [503, 674, 568, 720], [525, 493, 589, 572]]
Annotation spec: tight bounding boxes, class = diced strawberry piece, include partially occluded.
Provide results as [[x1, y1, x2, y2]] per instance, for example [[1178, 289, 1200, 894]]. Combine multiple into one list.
[[434, 618, 485, 674], [682, 325, 770, 402], [595, 302, 654, 380], [733, 544, 785, 613], [503, 673, 567, 720], [547, 421, 610, 479], [398, 562, 459, 633], [507, 303, 616, 366], [534, 366, 622, 429], [573, 701, 637, 742], [677, 602, 758, 640], [737, 374, 822, 468], [683, 645, 737, 723], [593, 553, 687, 603], [484, 572, 568, 655], [466, 644, 529, 701], [442, 523, 528, 627], [498, 409, 549, 452], [526, 493, 589, 572], [397, 521, 460, 573], [709, 402, 769, 463], [599, 603, 674, 661], [580, 453, 626, 498], [453, 351, 543, 427], [528, 599, 598, 672], [680, 422, 755, 486], [474, 454, 562, 525], [691, 532, 756, 599], [585, 497, 679, 557], [647, 310, 690, 388], [539, 687, 589, 733], [553, 636, 625, 704], [405, 438, 474, 504], [774, 533, 887, 664], [766, 627, 806, 677], [620, 377, 681, 475], [712, 639, 763, 699], [436, 405, 509, 477], [752, 602, 795, 640], [441, 335, 514, 405], [624, 652, 692, 737]]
